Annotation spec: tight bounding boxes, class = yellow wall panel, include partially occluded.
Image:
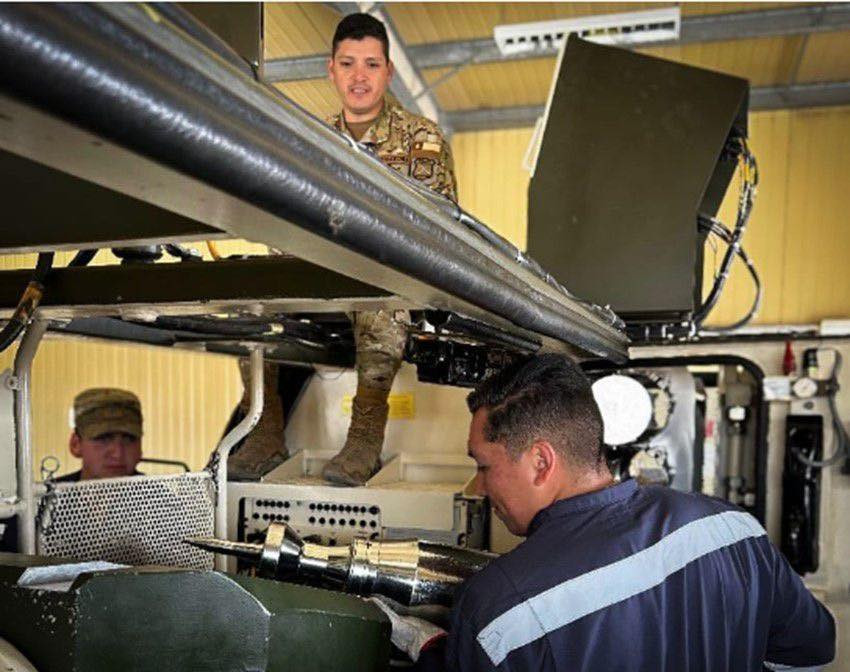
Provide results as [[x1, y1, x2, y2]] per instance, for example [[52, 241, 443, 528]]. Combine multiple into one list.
[[641, 36, 802, 87], [274, 79, 339, 120], [780, 106, 850, 323], [0, 337, 242, 479], [453, 128, 533, 248], [425, 58, 556, 111], [795, 31, 850, 83], [264, 3, 340, 59]]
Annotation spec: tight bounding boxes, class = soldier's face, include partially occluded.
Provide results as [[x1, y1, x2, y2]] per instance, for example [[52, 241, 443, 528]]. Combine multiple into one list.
[[329, 37, 393, 121], [69, 431, 141, 479]]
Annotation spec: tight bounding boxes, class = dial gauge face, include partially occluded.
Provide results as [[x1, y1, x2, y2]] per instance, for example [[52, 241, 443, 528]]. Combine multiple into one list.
[[792, 377, 818, 399]]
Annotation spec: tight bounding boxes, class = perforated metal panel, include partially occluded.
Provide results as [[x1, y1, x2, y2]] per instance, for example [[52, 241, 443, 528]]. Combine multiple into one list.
[[37, 472, 215, 569]]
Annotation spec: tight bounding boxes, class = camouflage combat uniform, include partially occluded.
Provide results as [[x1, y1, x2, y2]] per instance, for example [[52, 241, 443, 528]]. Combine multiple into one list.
[[327, 97, 458, 202]]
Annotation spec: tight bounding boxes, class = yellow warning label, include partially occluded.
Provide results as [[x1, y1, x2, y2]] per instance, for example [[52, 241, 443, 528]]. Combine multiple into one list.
[[342, 393, 415, 419]]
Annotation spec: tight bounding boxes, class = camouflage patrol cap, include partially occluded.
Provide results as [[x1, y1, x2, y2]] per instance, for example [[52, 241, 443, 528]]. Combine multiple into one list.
[[73, 388, 142, 440]]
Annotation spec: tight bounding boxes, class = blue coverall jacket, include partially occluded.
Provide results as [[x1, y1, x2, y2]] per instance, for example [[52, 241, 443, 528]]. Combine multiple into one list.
[[427, 479, 835, 671]]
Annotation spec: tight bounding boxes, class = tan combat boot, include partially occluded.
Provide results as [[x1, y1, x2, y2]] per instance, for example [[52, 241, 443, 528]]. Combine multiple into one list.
[[227, 359, 288, 480], [322, 310, 407, 486]]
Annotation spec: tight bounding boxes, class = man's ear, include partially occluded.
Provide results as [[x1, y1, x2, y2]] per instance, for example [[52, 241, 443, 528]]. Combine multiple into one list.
[[327, 57, 334, 79], [530, 441, 557, 487], [387, 59, 394, 82], [69, 432, 83, 458]]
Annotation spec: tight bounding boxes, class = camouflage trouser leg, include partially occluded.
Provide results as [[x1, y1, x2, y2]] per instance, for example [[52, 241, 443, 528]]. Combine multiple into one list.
[[322, 310, 407, 486], [227, 360, 288, 480]]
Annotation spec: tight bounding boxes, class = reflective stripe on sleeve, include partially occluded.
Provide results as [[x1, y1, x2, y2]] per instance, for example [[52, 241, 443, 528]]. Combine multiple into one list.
[[476, 510, 766, 666]]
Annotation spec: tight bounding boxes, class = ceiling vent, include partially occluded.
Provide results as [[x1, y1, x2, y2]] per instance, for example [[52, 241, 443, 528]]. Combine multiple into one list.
[[493, 7, 681, 56]]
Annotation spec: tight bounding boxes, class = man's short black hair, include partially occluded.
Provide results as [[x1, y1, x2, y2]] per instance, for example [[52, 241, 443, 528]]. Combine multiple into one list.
[[332, 13, 390, 62], [467, 354, 605, 471]]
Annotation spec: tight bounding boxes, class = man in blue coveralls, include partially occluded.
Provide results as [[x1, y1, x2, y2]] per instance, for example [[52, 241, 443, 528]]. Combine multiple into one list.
[[377, 353, 836, 671]]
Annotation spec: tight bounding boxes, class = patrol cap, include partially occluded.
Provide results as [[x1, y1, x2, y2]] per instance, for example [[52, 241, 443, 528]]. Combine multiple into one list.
[[73, 388, 142, 440]]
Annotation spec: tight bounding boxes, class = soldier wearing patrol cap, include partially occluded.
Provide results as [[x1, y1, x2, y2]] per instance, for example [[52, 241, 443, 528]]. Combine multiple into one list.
[[56, 388, 144, 482], [321, 13, 458, 485]]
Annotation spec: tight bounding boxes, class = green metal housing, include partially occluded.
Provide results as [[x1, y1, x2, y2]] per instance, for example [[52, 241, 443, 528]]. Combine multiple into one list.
[[0, 553, 391, 672]]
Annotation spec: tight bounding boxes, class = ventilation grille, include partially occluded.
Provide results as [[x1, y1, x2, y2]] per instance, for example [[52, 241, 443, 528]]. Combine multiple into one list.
[[37, 472, 215, 569], [494, 8, 681, 56]]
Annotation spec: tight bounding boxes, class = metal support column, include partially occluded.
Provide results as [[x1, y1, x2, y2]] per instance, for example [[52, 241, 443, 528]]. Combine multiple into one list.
[[13, 318, 47, 554], [214, 346, 263, 571]]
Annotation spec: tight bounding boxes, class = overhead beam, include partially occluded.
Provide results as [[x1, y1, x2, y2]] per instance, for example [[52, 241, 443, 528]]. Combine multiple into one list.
[[750, 80, 850, 110], [446, 80, 850, 132], [678, 3, 850, 45], [265, 3, 850, 82], [446, 106, 542, 133], [0, 257, 399, 319]]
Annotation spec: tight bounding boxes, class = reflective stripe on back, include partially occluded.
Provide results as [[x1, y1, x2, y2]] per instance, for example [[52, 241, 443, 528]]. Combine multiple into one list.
[[476, 510, 766, 666]]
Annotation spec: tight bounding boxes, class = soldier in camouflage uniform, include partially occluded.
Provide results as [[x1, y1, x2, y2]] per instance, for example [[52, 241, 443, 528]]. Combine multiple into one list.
[[321, 13, 457, 486], [326, 96, 457, 202]]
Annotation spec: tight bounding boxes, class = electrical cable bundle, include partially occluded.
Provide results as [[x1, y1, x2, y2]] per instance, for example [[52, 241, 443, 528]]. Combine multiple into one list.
[[696, 215, 761, 332], [694, 136, 760, 333]]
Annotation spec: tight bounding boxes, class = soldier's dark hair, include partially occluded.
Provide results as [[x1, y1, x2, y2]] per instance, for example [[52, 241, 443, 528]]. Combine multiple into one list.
[[466, 354, 605, 471], [332, 13, 390, 62]]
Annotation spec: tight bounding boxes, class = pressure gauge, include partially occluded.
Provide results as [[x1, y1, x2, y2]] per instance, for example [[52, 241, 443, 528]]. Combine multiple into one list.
[[792, 376, 818, 399]]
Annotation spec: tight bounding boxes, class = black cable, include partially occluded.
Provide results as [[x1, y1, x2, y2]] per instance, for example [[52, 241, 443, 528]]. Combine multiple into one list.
[[0, 251, 54, 353], [68, 249, 97, 267], [697, 217, 762, 333], [693, 137, 759, 328], [163, 243, 202, 261]]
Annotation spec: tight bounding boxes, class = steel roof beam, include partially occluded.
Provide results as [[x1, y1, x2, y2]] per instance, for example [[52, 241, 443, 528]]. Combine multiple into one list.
[[446, 80, 850, 132], [265, 4, 850, 82], [750, 80, 850, 110]]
